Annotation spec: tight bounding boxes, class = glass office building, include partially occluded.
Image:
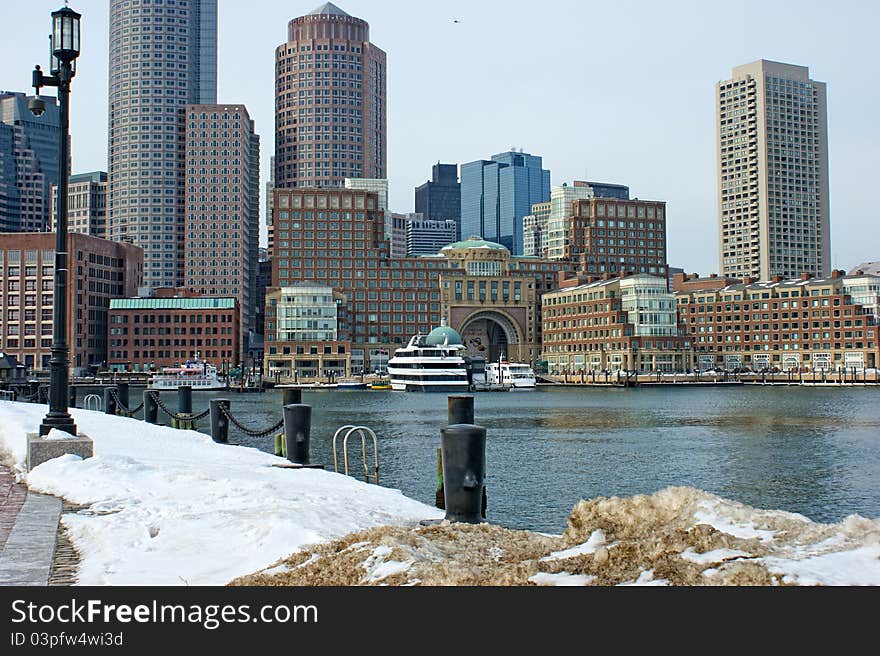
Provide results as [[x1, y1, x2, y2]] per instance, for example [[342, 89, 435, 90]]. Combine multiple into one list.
[[460, 151, 550, 255]]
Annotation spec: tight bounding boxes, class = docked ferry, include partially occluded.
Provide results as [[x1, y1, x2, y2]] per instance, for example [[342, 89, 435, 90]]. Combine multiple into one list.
[[148, 360, 227, 391], [387, 322, 470, 393], [486, 356, 537, 390]]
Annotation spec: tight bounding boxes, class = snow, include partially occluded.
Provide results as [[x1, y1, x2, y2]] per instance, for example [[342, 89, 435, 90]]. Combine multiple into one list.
[[44, 428, 78, 441], [529, 572, 596, 586], [361, 545, 414, 584], [618, 570, 670, 586], [0, 402, 442, 586], [681, 547, 753, 565], [763, 545, 880, 586], [540, 529, 607, 562]]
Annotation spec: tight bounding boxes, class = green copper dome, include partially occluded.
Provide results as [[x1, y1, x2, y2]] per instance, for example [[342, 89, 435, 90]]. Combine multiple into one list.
[[425, 321, 463, 346], [441, 237, 509, 252]]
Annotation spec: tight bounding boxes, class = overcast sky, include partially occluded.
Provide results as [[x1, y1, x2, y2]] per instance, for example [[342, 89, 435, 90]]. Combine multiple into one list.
[[2, 0, 878, 274]]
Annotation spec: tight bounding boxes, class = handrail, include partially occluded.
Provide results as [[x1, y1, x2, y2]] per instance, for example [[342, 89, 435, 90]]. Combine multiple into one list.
[[332, 425, 379, 484]]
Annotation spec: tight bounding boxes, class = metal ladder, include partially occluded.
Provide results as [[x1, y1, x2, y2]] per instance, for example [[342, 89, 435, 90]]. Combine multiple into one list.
[[83, 394, 103, 411], [332, 425, 379, 485]]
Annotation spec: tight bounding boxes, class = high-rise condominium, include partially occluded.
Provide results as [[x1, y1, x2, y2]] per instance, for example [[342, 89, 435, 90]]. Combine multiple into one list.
[[108, 0, 218, 290], [184, 104, 260, 358], [274, 3, 387, 189], [717, 60, 830, 280]]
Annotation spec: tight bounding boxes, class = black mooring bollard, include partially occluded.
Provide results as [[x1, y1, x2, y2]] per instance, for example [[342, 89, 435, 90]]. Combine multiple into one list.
[[178, 386, 193, 415], [103, 386, 118, 415], [117, 382, 130, 411], [209, 399, 231, 443], [283, 404, 312, 465], [282, 387, 302, 407], [143, 390, 158, 425], [440, 424, 487, 524], [448, 395, 475, 426], [68, 385, 77, 409]]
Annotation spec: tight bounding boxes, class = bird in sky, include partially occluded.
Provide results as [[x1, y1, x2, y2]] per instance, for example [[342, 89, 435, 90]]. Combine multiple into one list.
[[453, 19, 461, 23]]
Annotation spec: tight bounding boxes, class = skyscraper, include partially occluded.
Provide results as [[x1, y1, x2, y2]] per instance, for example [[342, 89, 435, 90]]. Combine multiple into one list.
[[108, 0, 218, 290], [274, 3, 387, 189], [50, 172, 108, 237], [184, 104, 260, 358], [460, 151, 550, 255], [415, 164, 461, 237], [0, 92, 62, 233], [717, 60, 830, 280]]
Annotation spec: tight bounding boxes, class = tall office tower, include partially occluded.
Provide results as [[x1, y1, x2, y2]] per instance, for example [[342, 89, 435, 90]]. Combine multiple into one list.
[[108, 0, 218, 290], [184, 104, 260, 359], [0, 92, 62, 233], [460, 151, 550, 255], [415, 163, 461, 237], [717, 60, 830, 280], [50, 172, 108, 237], [545, 181, 630, 260], [275, 3, 387, 189]]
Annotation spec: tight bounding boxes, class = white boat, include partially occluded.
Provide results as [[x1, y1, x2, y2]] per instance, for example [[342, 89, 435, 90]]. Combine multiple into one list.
[[148, 360, 227, 391], [486, 357, 537, 390], [387, 322, 471, 393]]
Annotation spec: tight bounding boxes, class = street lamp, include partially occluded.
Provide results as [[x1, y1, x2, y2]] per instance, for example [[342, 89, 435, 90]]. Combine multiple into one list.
[[33, 5, 81, 438]]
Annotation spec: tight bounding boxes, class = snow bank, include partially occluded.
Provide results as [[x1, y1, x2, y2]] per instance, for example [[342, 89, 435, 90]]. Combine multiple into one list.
[[0, 402, 442, 585], [234, 488, 880, 586]]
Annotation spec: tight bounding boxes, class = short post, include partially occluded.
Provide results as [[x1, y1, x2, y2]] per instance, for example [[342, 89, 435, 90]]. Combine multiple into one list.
[[143, 390, 158, 425], [283, 404, 312, 465], [448, 395, 475, 426], [68, 385, 77, 408], [117, 381, 130, 412], [103, 386, 117, 415], [178, 385, 193, 415], [440, 424, 487, 524], [282, 387, 302, 407], [274, 433, 286, 458], [209, 399, 230, 444]]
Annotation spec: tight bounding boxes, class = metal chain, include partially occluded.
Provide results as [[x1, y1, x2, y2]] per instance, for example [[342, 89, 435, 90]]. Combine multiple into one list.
[[107, 387, 145, 416], [219, 403, 284, 438], [151, 391, 209, 421]]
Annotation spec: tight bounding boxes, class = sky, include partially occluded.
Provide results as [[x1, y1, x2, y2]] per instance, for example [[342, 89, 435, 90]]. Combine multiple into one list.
[[1, 0, 878, 275]]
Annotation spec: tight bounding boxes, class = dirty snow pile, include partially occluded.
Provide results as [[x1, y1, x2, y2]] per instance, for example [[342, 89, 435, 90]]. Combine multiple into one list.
[[0, 401, 442, 585], [232, 487, 880, 586]]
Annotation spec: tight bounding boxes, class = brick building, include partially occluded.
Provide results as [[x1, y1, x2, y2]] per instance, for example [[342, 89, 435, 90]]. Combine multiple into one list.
[[565, 198, 668, 281], [542, 274, 691, 374], [676, 271, 880, 372], [0, 233, 143, 374], [269, 188, 570, 374], [107, 292, 240, 373]]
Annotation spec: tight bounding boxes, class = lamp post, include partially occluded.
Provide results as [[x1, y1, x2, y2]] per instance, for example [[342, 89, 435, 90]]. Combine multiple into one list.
[[33, 5, 81, 438]]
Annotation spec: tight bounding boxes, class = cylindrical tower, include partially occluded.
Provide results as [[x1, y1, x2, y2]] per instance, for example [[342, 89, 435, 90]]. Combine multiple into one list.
[[274, 2, 386, 189], [107, 0, 217, 290]]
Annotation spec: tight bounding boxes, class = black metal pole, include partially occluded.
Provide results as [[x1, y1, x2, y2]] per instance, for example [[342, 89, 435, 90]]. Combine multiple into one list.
[[209, 399, 230, 444], [448, 396, 475, 425], [440, 424, 487, 524], [283, 404, 312, 465], [143, 390, 158, 425], [39, 60, 76, 437], [282, 387, 301, 407]]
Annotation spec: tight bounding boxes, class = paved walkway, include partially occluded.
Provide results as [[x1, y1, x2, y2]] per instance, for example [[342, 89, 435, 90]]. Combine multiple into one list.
[[0, 464, 63, 586]]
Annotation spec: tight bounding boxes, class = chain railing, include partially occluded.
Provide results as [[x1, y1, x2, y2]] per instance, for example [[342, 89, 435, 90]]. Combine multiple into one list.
[[108, 387, 145, 416], [151, 391, 210, 422], [219, 403, 284, 439]]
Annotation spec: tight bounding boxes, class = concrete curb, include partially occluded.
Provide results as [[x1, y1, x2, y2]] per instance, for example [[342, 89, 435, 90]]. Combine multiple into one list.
[[0, 492, 62, 586]]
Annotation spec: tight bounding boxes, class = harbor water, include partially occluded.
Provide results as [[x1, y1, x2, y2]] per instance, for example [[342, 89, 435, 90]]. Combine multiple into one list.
[[78, 385, 880, 534]]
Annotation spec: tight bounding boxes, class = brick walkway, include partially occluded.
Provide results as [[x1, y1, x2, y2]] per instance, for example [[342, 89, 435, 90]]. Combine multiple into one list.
[[0, 464, 27, 552], [0, 464, 63, 586]]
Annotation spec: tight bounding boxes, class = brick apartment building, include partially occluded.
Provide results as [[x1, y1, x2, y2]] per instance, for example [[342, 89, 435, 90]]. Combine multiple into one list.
[[0, 233, 143, 374], [106, 289, 240, 373], [676, 271, 880, 372], [542, 273, 692, 374]]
